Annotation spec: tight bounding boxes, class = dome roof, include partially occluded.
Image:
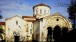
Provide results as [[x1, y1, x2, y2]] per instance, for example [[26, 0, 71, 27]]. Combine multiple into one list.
[[33, 3, 51, 9]]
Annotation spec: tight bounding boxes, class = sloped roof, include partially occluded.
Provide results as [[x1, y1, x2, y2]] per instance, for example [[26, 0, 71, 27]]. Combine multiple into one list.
[[33, 3, 51, 9], [22, 16, 36, 22], [5, 15, 22, 20], [52, 12, 65, 17], [52, 12, 71, 22], [0, 22, 5, 25], [22, 16, 35, 18]]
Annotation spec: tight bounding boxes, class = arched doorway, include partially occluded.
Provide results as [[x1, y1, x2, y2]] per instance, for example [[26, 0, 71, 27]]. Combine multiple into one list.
[[53, 26, 61, 42], [62, 27, 68, 35], [14, 36, 20, 42], [47, 27, 52, 42], [13, 32, 20, 42], [62, 27, 68, 42]]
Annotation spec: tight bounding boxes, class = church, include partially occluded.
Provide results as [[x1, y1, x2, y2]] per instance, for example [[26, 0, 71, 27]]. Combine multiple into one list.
[[0, 3, 72, 42]]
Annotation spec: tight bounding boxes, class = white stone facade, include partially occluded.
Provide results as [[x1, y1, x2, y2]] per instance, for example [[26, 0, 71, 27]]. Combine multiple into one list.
[[33, 3, 72, 41], [4, 3, 73, 42], [5, 16, 28, 41]]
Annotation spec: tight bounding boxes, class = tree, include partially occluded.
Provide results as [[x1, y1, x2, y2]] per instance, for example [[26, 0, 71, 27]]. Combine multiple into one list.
[[0, 26, 4, 40], [67, 0, 76, 28], [0, 10, 3, 19]]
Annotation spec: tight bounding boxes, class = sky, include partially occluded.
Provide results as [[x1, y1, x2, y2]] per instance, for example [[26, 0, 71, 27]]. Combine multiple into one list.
[[0, 0, 71, 22]]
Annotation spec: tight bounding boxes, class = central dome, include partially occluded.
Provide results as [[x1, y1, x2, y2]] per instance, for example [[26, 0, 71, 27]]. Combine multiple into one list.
[[33, 3, 51, 17], [33, 3, 51, 9]]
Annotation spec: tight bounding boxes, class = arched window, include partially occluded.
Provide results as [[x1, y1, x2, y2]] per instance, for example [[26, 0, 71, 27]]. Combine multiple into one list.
[[30, 29, 32, 34], [44, 10, 46, 14], [40, 9, 42, 14], [16, 21, 18, 25], [36, 10, 38, 14], [48, 10, 49, 13]]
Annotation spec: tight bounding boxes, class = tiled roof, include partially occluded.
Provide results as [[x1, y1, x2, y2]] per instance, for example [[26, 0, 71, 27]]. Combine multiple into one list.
[[26, 20, 36, 22], [22, 16, 36, 22], [0, 22, 5, 25], [33, 3, 51, 9], [22, 16, 35, 18]]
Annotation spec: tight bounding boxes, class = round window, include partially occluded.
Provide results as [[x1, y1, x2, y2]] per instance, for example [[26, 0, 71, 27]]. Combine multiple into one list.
[[56, 18, 59, 21]]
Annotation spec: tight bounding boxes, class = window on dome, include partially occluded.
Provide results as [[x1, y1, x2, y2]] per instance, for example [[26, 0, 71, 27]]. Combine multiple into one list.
[[16, 21, 18, 25], [40, 9, 42, 14], [44, 10, 46, 14], [36, 10, 38, 14], [30, 29, 32, 34], [48, 10, 49, 13]]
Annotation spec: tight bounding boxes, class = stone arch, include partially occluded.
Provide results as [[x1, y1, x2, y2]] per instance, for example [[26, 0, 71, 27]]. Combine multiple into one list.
[[47, 27, 52, 36], [44, 14, 72, 30], [62, 27, 68, 36], [53, 25, 61, 35], [54, 25, 61, 30], [47, 27, 52, 41], [53, 25, 62, 42], [42, 13, 72, 41]]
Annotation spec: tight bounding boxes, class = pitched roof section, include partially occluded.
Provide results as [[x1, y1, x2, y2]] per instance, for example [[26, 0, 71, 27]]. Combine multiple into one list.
[[22, 16, 35, 18], [0, 22, 5, 25], [52, 12, 66, 18], [5, 15, 22, 21], [22, 16, 36, 22]]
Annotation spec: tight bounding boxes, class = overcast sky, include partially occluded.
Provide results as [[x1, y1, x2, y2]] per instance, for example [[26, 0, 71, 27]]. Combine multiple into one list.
[[0, 0, 71, 22]]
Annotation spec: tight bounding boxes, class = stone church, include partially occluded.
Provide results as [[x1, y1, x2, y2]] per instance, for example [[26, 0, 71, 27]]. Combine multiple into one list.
[[0, 3, 72, 42]]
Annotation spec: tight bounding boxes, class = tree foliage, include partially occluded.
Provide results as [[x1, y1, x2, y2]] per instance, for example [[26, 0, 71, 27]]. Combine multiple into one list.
[[0, 26, 4, 34], [67, 0, 76, 28], [0, 15, 2, 19], [68, 4, 76, 19], [0, 10, 2, 19]]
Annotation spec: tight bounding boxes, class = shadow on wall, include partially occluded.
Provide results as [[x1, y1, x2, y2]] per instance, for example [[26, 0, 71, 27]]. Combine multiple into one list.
[[53, 27, 76, 42], [53, 26, 61, 42], [67, 28, 76, 42], [1, 28, 76, 42], [46, 25, 76, 42]]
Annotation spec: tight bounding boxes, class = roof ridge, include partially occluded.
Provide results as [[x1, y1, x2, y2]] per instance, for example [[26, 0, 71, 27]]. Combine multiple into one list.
[[33, 3, 51, 9]]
